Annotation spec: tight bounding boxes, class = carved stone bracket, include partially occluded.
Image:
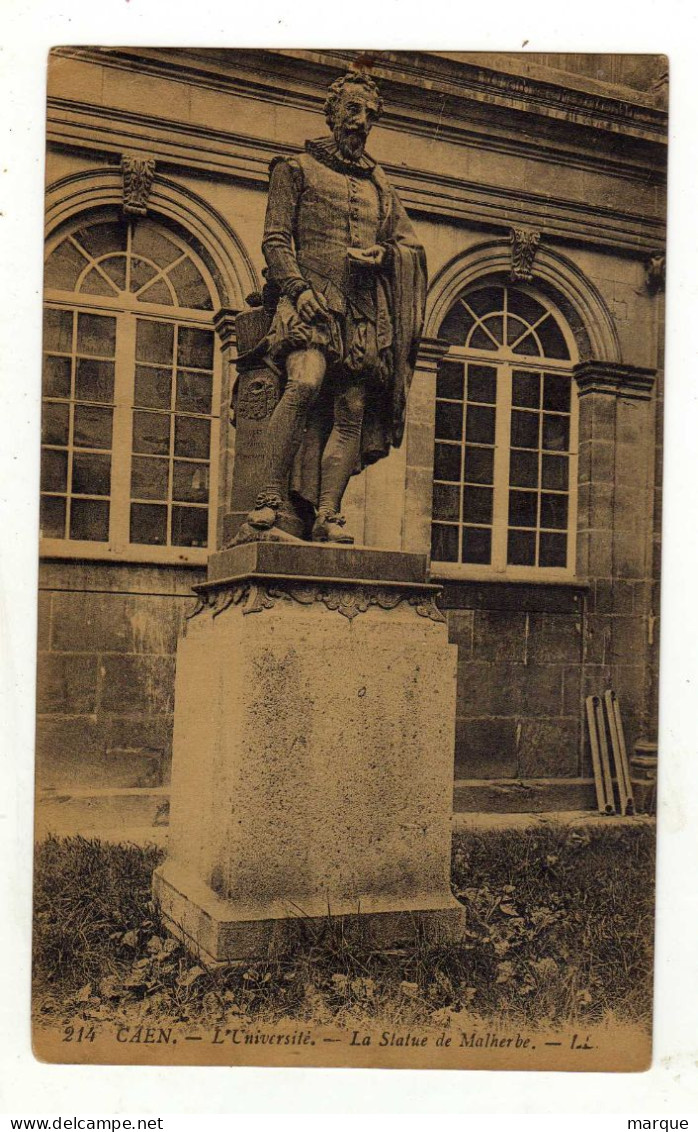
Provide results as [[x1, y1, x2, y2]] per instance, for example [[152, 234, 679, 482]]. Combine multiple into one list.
[[509, 227, 541, 283], [186, 580, 446, 626], [644, 250, 665, 294], [121, 153, 156, 218]]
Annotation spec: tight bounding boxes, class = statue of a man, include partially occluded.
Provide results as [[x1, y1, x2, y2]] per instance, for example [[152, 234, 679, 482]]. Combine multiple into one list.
[[240, 71, 427, 545]]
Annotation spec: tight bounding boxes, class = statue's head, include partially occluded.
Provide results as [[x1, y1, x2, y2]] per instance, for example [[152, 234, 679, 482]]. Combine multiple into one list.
[[324, 72, 383, 161]]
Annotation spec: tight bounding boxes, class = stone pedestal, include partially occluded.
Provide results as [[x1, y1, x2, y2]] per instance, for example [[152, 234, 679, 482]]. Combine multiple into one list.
[[153, 543, 464, 961]]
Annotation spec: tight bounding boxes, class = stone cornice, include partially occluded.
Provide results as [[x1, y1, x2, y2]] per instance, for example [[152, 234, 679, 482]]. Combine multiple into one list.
[[574, 361, 656, 400], [51, 47, 667, 149], [46, 99, 666, 256], [416, 338, 452, 370], [213, 308, 239, 350]]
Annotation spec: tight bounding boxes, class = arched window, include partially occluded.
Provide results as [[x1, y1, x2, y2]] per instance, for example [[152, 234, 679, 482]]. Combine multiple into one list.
[[41, 214, 221, 562], [431, 282, 578, 577]]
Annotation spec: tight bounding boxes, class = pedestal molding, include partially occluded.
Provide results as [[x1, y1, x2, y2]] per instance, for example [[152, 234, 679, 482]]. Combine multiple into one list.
[[186, 578, 446, 624]]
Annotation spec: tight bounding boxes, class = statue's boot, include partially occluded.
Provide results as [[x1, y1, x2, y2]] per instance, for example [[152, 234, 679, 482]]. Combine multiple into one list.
[[311, 510, 354, 544], [247, 492, 283, 530]]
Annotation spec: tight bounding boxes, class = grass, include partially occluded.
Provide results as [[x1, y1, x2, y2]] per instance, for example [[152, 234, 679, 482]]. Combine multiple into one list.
[[33, 823, 655, 1032]]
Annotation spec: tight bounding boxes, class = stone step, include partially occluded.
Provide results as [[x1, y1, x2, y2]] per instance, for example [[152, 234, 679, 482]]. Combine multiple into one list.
[[454, 777, 598, 813], [34, 787, 170, 840]]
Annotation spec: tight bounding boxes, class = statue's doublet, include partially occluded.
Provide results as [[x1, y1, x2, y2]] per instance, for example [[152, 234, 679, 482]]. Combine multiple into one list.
[[291, 150, 382, 316], [262, 139, 388, 322]]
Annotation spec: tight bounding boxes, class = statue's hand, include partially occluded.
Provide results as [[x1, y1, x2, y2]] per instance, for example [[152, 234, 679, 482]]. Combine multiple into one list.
[[347, 244, 386, 268], [295, 288, 330, 324]]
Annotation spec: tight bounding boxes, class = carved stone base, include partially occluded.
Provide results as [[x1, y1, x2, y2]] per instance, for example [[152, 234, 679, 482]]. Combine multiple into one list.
[[154, 546, 463, 961]]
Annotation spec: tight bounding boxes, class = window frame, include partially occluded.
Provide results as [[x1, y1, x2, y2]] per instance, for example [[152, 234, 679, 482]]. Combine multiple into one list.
[[430, 285, 579, 584], [40, 219, 221, 566]]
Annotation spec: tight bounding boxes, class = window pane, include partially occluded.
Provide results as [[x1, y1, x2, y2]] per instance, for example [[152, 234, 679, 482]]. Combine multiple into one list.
[[539, 531, 568, 567], [43, 309, 73, 354], [431, 523, 459, 562], [176, 371, 213, 416], [131, 256, 159, 294], [73, 405, 113, 449], [132, 222, 181, 268], [465, 286, 504, 317], [436, 361, 464, 400], [509, 489, 538, 528], [510, 410, 539, 449], [41, 402, 70, 446], [74, 221, 126, 259], [537, 316, 570, 360], [79, 267, 118, 297], [72, 452, 111, 496], [435, 400, 463, 441], [465, 405, 495, 445], [432, 482, 460, 521], [542, 413, 570, 452], [130, 502, 168, 545], [44, 240, 88, 291], [69, 498, 110, 542], [438, 302, 474, 346], [541, 454, 569, 491], [137, 279, 173, 305], [469, 326, 497, 352], [75, 359, 115, 403], [99, 255, 127, 292], [177, 327, 214, 370], [433, 442, 461, 482], [77, 312, 116, 358], [172, 506, 208, 548], [463, 486, 493, 525], [136, 319, 174, 365], [135, 366, 172, 410], [463, 445, 494, 485], [509, 449, 539, 488], [174, 416, 210, 459], [482, 314, 504, 346], [543, 373, 571, 412], [43, 355, 72, 399], [173, 461, 209, 504], [512, 333, 541, 357], [132, 410, 170, 455], [508, 529, 536, 566], [131, 456, 169, 501], [40, 495, 66, 539], [41, 449, 68, 493], [512, 371, 540, 408], [540, 492, 568, 530], [167, 258, 212, 309], [462, 527, 491, 564], [506, 314, 528, 347], [467, 365, 496, 404], [507, 288, 547, 326]]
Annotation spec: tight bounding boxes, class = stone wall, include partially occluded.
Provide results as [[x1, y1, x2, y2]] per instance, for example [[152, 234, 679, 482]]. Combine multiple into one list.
[[36, 563, 202, 810]]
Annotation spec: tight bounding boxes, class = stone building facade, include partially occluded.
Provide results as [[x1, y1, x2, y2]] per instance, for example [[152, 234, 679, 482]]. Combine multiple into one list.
[[36, 49, 667, 833]]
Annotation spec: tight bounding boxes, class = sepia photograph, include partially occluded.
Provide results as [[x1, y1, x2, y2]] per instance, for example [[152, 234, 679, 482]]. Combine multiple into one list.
[[31, 46, 667, 1072]]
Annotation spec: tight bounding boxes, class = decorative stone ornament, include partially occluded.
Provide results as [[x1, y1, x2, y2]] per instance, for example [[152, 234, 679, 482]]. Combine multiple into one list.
[[185, 578, 447, 626], [121, 153, 156, 217], [509, 227, 541, 283], [645, 250, 666, 294]]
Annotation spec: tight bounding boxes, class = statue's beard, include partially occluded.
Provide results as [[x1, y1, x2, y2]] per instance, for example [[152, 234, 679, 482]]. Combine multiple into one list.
[[334, 124, 367, 161]]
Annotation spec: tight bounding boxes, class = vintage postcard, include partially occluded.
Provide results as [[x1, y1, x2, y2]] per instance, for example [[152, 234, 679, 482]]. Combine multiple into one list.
[[32, 48, 666, 1071]]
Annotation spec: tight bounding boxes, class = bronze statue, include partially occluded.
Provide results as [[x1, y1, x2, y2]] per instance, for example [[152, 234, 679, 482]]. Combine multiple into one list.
[[235, 71, 427, 545]]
